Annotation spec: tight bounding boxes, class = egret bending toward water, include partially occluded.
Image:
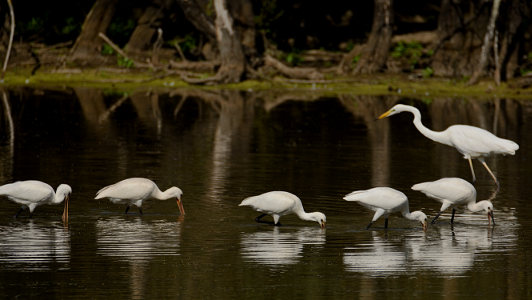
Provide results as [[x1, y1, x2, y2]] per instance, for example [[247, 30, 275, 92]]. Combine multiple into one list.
[[95, 178, 184, 215], [344, 187, 427, 231], [412, 177, 494, 225], [0, 180, 71, 222], [239, 191, 326, 228], [378, 104, 519, 188]]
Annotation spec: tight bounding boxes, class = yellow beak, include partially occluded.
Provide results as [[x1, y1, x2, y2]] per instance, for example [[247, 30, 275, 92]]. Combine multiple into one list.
[[378, 110, 392, 119], [177, 198, 185, 215], [62, 194, 69, 224]]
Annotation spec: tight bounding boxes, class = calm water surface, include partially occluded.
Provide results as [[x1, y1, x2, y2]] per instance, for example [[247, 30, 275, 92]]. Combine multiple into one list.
[[0, 88, 530, 299]]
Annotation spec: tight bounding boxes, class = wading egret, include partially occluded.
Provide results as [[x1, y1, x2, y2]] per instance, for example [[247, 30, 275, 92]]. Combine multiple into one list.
[[344, 187, 427, 231], [412, 177, 494, 225], [378, 104, 519, 188], [239, 191, 326, 228], [95, 178, 184, 215], [0, 180, 71, 222]]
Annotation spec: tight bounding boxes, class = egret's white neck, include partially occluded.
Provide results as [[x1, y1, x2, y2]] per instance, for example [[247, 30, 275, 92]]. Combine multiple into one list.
[[400, 205, 415, 221], [406, 106, 449, 146], [467, 200, 488, 213], [152, 188, 174, 200]]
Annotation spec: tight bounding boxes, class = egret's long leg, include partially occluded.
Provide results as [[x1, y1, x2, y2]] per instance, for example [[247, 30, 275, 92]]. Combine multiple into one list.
[[138, 207, 143, 215], [468, 158, 477, 182], [479, 158, 500, 190], [255, 213, 275, 225], [450, 208, 456, 224], [125, 205, 130, 214], [14, 207, 24, 218], [431, 211, 443, 224], [384, 218, 389, 229], [366, 221, 374, 230]]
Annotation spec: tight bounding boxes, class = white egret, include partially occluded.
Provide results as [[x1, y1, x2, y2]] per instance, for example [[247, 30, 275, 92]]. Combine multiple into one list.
[[95, 178, 184, 215], [0, 180, 71, 222], [412, 177, 494, 225], [343, 187, 427, 231], [378, 104, 519, 188], [239, 191, 326, 228]]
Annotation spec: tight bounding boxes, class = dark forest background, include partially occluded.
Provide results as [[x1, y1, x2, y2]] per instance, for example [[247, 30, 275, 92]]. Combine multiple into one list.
[[0, 0, 531, 85]]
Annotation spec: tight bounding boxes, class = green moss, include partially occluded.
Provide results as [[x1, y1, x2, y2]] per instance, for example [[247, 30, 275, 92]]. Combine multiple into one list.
[[1, 68, 531, 100]]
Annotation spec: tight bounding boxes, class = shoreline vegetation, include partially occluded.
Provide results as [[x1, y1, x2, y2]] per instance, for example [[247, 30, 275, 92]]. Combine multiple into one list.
[[2, 67, 532, 100]]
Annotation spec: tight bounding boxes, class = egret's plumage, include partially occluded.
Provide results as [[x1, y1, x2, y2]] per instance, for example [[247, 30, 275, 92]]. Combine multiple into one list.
[[95, 178, 184, 215], [379, 104, 519, 187], [0, 180, 71, 222], [239, 191, 326, 228], [412, 177, 494, 225], [344, 187, 427, 230]]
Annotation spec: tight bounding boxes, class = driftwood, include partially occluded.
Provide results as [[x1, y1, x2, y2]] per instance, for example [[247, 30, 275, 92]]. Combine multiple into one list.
[[264, 54, 324, 80], [98, 32, 152, 69]]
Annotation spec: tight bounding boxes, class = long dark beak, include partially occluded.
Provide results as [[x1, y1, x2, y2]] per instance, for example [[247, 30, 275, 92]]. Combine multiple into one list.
[[177, 197, 185, 215], [488, 209, 495, 226], [62, 194, 69, 223], [320, 221, 326, 229], [421, 220, 428, 232]]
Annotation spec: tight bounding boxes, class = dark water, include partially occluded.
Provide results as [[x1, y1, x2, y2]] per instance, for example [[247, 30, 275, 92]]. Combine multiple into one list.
[[0, 87, 530, 299]]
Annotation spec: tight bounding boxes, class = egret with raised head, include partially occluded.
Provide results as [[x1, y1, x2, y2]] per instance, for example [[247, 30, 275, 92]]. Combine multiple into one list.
[[95, 178, 184, 215], [378, 104, 519, 188], [344, 187, 427, 231], [0, 180, 71, 222], [239, 191, 326, 228], [412, 177, 494, 225]]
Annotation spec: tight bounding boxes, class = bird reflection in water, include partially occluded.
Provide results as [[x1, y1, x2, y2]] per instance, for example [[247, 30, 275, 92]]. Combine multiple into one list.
[[344, 211, 517, 277], [0, 220, 70, 271], [96, 217, 182, 299], [240, 227, 325, 268]]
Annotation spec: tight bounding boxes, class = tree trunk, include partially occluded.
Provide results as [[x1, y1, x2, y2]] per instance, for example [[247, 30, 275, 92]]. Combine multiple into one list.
[[175, 0, 216, 40], [354, 0, 393, 74], [431, 0, 490, 77], [124, 0, 174, 56], [69, 0, 119, 64], [212, 0, 245, 83], [468, 0, 502, 85]]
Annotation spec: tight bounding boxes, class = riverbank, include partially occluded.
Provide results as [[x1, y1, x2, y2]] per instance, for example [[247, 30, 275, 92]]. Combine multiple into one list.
[[2, 67, 532, 99]]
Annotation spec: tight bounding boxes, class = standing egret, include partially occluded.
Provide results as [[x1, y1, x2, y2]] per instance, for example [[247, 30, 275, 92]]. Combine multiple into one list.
[[344, 187, 427, 231], [0, 180, 71, 222], [239, 191, 326, 228], [95, 178, 185, 215], [412, 177, 494, 225], [378, 104, 519, 188]]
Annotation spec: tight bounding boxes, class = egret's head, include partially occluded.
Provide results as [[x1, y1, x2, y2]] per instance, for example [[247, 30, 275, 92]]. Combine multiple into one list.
[[411, 210, 428, 231], [310, 212, 326, 229], [167, 186, 183, 199], [57, 184, 72, 224], [167, 187, 185, 215], [479, 200, 495, 225], [56, 184, 72, 203], [378, 104, 411, 119]]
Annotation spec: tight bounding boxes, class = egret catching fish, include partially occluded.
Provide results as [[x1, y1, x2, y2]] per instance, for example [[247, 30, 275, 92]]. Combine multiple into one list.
[[344, 187, 427, 231], [95, 178, 184, 215], [239, 191, 326, 228], [412, 177, 494, 225], [378, 104, 519, 188], [0, 180, 71, 222]]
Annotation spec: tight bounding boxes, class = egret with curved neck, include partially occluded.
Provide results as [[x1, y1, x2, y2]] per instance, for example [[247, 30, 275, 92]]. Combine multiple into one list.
[[379, 104, 519, 188], [344, 187, 428, 231], [95, 178, 184, 215], [412, 177, 494, 225], [239, 191, 326, 228], [0, 180, 71, 222]]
